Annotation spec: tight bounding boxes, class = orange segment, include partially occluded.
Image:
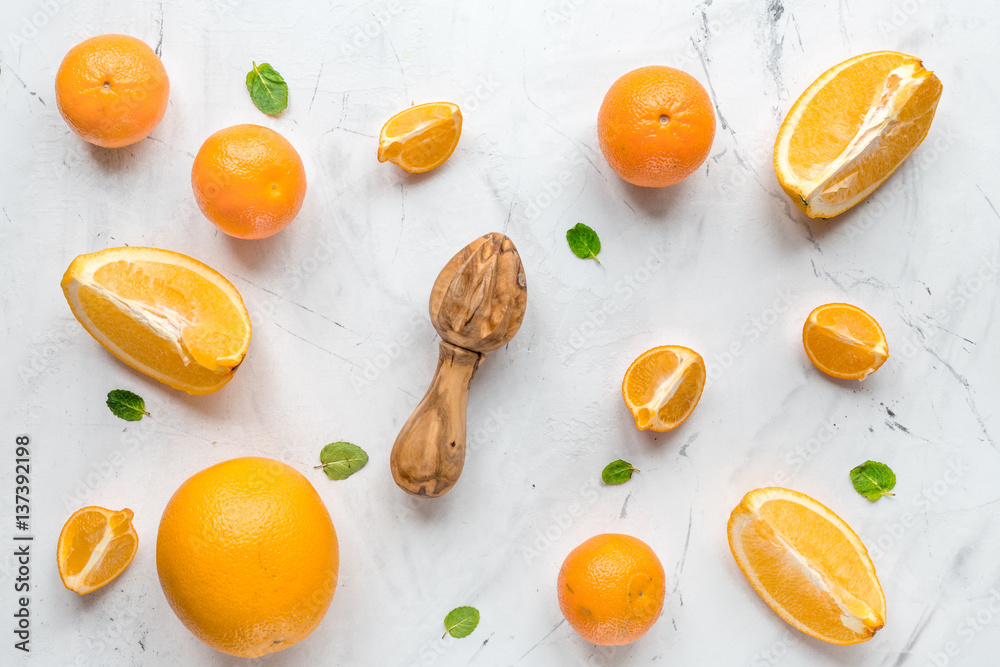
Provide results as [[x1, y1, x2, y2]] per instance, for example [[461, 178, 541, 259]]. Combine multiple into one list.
[[61, 247, 252, 394], [622, 345, 706, 431], [58, 506, 138, 595], [774, 51, 942, 218], [377, 102, 462, 173], [728, 487, 886, 645], [802, 303, 888, 380]]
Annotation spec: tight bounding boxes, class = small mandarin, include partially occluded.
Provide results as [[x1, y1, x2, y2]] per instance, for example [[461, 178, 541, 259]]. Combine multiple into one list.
[[598, 66, 715, 187], [557, 533, 665, 646], [55, 34, 169, 148], [191, 124, 307, 239]]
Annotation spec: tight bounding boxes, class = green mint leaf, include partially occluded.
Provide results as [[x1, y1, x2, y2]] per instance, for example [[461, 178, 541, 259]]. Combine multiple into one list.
[[315, 441, 368, 480], [106, 389, 149, 421], [566, 223, 602, 264], [602, 459, 638, 485], [850, 460, 896, 501], [443, 606, 480, 639], [245, 62, 288, 115]]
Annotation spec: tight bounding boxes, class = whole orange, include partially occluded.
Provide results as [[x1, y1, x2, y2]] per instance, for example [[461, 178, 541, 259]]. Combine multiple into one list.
[[191, 124, 307, 239], [557, 533, 665, 646], [55, 34, 169, 148], [156, 457, 338, 658], [598, 65, 716, 187]]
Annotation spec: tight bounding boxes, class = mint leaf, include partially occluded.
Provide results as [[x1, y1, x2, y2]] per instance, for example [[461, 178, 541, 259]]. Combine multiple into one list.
[[602, 459, 638, 485], [106, 390, 149, 421], [246, 62, 288, 115], [443, 606, 479, 639], [566, 223, 601, 264], [850, 460, 896, 501], [315, 441, 368, 480]]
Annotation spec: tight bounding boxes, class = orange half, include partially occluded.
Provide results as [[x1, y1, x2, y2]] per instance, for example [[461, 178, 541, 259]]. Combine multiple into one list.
[[774, 51, 942, 218], [377, 102, 462, 173], [58, 506, 138, 595], [728, 487, 886, 645], [802, 303, 888, 380], [61, 247, 252, 394], [622, 345, 706, 432]]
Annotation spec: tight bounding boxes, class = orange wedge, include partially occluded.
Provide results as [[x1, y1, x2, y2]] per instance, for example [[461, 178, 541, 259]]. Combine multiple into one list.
[[58, 506, 138, 595], [61, 247, 252, 394], [774, 51, 942, 218], [377, 102, 462, 173], [728, 487, 886, 645], [622, 345, 706, 432], [803, 303, 888, 380]]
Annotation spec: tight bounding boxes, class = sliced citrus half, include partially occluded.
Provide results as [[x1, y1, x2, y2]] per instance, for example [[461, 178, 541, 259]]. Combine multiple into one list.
[[774, 51, 942, 218], [803, 303, 888, 380], [622, 345, 706, 432], [58, 506, 138, 595], [377, 101, 462, 173], [61, 247, 252, 394], [728, 487, 886, 645]]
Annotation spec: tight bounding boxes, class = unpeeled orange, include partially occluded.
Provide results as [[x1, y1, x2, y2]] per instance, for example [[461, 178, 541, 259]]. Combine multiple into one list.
[[57, 506, 138, 595], [191, 124, 307, 239], [598, 66, 716, 187], [55, 34, 169, 148], [728, 487, 886, 645], [156, 457, 339, 658], [774, 51, 942, 218], [557, 533, 665, 646], [622, 345, 706, 431]]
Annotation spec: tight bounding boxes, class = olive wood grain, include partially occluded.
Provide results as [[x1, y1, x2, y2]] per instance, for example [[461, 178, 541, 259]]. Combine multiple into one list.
[[390, 232, 527, 498]]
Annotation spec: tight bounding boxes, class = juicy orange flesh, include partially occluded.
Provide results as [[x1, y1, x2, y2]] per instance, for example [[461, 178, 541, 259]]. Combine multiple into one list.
[[87, 260, 248, 372], [379, 103, 461, 171], [735, 510, 876, 643], [59, 508, 137, 593], [804, 305, 887, 377], [788, 53, 911, 180], [624, 348, 705, 428]]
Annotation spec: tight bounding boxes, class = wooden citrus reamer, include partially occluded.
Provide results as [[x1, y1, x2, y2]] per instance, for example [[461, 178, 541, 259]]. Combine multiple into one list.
[[390, 232, 527, 497]]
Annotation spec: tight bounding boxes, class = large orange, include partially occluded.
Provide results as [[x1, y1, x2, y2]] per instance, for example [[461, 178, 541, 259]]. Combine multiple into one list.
[[55, 34, 169, 148], [156, 457, 338, 658], [191, 124, 307, 239], [557, 533, 665, 646], [598, 66, 716, 187]]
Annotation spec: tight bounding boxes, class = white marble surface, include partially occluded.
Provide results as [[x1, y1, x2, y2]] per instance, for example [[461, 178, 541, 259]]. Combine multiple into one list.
[[2, 0, 1000, 665]]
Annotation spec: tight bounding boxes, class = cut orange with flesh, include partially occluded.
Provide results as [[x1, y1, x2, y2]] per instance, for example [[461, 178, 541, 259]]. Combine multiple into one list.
[[61, 247, 252, 394], [774, 51, 942, 218], [803, 303, 888, 380], [377, 102, 462, 173], [622, 345, 706, 432], [728, 487, 886, 645], [58, 506, 138, 595]]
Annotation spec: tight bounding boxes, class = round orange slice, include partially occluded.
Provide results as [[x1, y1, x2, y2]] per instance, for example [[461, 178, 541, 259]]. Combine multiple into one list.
[[774, 51, 942, 218], [377, 101, 462, 173], [803, 303, 888, 380], [622, 345, 706, 432], [728, 487, 886, 645], [58, 506, 138, 595], [61, 247, 252, 394]]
